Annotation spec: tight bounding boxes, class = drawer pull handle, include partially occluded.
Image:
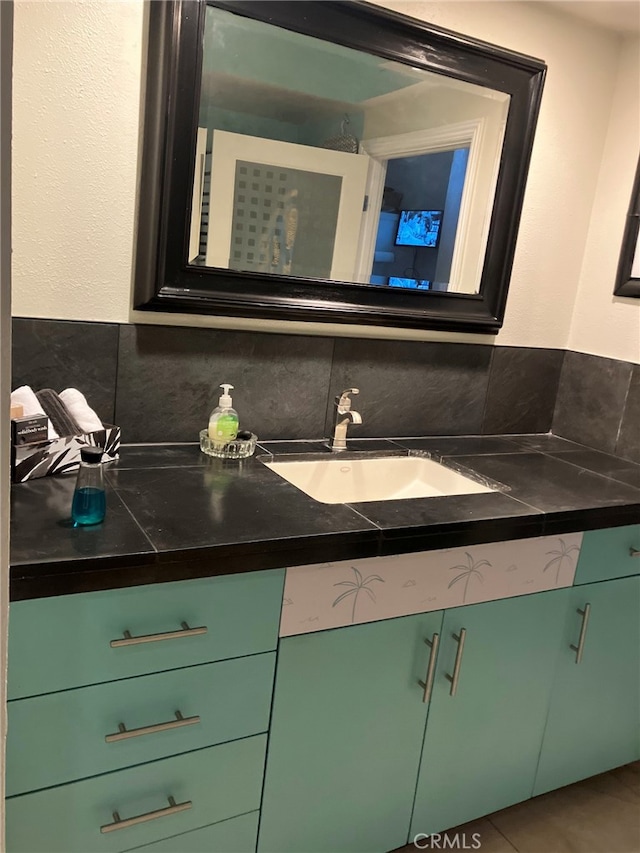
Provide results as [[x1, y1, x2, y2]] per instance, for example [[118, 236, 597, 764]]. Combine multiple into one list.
[[445, 628, 466, 697], [630, 548, 640, 557], [110, 622, 208, 648], [570, 604, 591, 664], [100, 795, 192, 834], [105, 710, 201, 743], [418, 632, 440, 704]]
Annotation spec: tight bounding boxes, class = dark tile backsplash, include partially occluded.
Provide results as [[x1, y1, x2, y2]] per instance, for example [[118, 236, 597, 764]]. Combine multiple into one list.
[[552, 350, 633, 455], [325, 338, 492, 437], [115, 324, 334, 442], [11, 318, 120, 424], [482, 347, 564, 435], [11, 318, 638, 457], [616, 365, 640, 464]]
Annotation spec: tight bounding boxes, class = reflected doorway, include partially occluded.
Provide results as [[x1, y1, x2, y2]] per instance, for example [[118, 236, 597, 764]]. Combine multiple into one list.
[[370, 149, 469, 291]]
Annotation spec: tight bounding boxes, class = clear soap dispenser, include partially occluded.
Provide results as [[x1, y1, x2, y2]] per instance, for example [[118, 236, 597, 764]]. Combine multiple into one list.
[[208, 384, 239, 444], [72, 445, 106, 525]]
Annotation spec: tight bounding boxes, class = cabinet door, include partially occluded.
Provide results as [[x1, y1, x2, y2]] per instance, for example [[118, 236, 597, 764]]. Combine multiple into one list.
[[7, 653, 275, 796], [207, 130, 369, 281], [124, 812, 259, 853], [574, 525, 640, 585], [411, 589, 570, 837], [8, 569, 284, 699], [534, 576, 640, 795], [259, 612, 443, 853], [6, 735, 266, 853]]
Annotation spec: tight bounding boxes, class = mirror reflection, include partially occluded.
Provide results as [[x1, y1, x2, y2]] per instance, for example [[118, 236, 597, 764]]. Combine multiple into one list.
[[190, 4, 510, 295], [614, 153, 640, 298], [632, 238, 640, 279]]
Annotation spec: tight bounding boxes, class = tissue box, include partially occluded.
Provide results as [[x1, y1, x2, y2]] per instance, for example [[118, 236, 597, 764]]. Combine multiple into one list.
[[11, 425, 120, 483], [11, 414, 49, 446]]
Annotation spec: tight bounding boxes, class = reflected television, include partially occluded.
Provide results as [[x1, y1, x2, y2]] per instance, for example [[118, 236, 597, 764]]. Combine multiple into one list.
[[395, 210, 443, 248]]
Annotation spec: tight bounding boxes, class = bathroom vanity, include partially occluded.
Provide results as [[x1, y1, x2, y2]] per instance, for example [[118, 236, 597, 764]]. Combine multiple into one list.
[[6, 435, 640, 853]]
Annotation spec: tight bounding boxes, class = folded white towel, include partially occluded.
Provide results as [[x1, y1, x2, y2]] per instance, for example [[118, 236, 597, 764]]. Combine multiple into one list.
[[59, 388, 104, 433], [10, 385, 59, 439]]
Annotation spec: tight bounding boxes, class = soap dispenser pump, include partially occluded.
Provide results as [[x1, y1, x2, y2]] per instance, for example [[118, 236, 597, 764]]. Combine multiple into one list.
[[208, 384, 239, 444]]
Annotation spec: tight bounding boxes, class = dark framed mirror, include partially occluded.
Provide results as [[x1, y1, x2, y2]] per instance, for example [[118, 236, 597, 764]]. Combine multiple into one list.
[[134, 0, 546, 333], [614, 154, 640, 298]]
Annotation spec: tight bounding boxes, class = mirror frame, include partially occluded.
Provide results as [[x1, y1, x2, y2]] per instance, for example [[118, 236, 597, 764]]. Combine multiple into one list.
[[614, 154, 640, 298], [134, 0, 546, 333]]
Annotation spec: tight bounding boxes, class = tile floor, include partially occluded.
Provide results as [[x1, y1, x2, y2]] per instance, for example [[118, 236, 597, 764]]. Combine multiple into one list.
[[397, 762, 640, 853]]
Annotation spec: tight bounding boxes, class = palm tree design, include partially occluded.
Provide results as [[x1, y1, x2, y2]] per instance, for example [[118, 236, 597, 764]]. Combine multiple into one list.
[[448, 552, 491, 602], [543, 539, 580, 585], [332, 567, 384, 624]]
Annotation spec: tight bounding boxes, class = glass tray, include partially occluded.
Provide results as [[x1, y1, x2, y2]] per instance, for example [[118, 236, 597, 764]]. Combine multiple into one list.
[[199, 430, 258, 459]]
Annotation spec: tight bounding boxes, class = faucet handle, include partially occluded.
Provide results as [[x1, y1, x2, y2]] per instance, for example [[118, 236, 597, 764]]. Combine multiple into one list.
[[336, 388, 360, 409]]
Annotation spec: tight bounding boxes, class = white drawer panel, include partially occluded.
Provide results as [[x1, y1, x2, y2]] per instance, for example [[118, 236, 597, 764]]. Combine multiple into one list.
[[280, 533, 583, 636]]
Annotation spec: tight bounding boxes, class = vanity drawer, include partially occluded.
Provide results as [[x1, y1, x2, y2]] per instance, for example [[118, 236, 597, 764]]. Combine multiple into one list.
[[8, 569, 284, 699], [7, 652, 275, 796], [574, 525, 640, 585], [280, 533, 584, 636], [6, 734, 267, 853], [124, 812, 259, 853]]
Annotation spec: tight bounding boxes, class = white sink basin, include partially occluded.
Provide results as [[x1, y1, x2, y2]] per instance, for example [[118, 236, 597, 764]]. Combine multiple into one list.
[[263, 454, 494, 504]]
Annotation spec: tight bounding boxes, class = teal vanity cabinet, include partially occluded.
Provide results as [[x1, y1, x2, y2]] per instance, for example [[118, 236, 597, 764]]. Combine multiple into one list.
[[572, 524, 640, 585], [5, 570, 285, 853], [6, 654, 276, 796], [7, 569, 284, 699], [534, 561, 640, 793], [7, 525, 639, 852], [124, 812, 261, 853], [260, 526, 640, 852], [259, 589, 571, 853], [411, 589, 570, 837], [7, 736, 267, 853], [259, 612, 444, 853]]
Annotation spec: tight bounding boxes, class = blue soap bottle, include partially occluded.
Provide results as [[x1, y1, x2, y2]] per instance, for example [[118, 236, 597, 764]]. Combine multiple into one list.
[[72, 445, 106, 525]]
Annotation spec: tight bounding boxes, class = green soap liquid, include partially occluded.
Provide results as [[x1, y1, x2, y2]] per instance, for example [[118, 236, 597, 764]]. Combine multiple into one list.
[[210, 412, 238, 441]]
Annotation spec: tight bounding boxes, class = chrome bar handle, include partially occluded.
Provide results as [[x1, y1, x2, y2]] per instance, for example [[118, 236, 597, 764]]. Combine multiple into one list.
[[418, 632, 440, 704], [105, 710, 201, 743], [445, 628, 466, 697], [570, 604, 591, 664], [100, 796, 192, 834], [630, 547, 640, 557], [110, 622, 207, 648]]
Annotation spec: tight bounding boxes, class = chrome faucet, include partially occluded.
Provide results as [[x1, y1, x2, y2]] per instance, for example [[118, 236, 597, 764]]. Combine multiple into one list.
[[330, 388, 362, 451]]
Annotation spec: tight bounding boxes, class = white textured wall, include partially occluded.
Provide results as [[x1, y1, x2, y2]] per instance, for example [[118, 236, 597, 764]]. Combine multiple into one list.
[[12, 0, 142, 323], [567, 36, 640, 362], [10, 0, 640, 360]]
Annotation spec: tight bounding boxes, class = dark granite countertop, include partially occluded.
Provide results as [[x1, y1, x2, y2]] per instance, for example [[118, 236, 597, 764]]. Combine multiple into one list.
[[10, 434, 640, 600]]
